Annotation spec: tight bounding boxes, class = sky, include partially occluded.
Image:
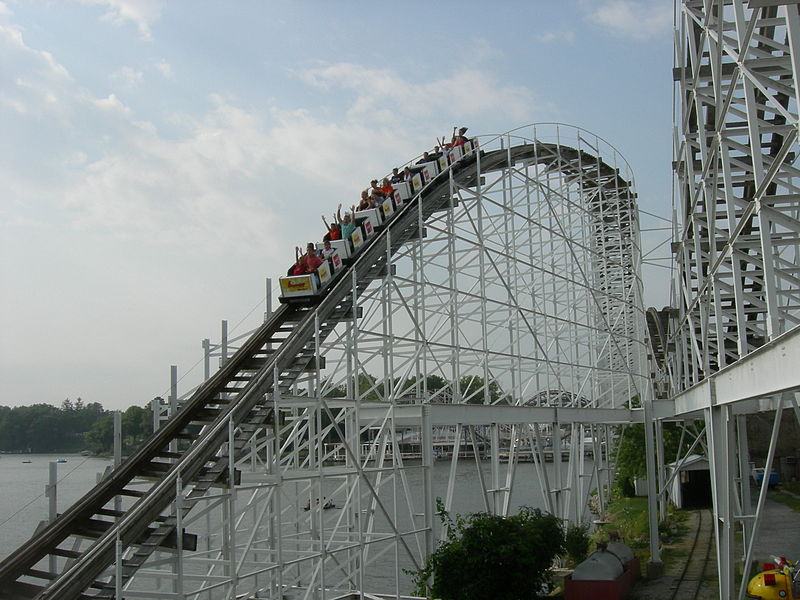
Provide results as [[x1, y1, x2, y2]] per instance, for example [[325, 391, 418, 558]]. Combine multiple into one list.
[[0, 0, 676, 410]]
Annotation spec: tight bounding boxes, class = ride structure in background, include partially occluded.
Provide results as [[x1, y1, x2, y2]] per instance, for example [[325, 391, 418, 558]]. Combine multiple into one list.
[[665, 2, 800, 599], [0, 124, 649, 599]]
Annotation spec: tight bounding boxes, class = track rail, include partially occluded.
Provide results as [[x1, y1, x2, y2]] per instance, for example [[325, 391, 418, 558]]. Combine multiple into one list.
[[0, 141, 634, 599], [668, 509, 713, 600]]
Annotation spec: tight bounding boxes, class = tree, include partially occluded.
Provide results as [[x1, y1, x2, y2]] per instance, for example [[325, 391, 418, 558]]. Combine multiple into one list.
[[613, 398, 689, 496], [122, 405, 152, 442], [459, 374, 506, 404], [85, 414, 114, 454], [411, 502, 565, 600]]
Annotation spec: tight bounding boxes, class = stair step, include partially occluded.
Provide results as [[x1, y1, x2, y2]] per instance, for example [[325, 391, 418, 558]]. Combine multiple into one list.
[[155, 450, 183, 460], [95, 508, 170, 523], [51, 547, 82, 559], [24, 568, 57, 581]]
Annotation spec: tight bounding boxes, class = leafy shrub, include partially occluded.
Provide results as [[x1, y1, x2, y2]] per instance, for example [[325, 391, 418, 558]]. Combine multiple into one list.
[[411, 501, 564, 600], [564, 521, 591, 565]]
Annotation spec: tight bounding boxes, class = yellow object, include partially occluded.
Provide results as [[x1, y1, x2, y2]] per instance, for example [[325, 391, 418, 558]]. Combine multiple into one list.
[[280, 275, 313, 294], [746, 564, 797, 599]]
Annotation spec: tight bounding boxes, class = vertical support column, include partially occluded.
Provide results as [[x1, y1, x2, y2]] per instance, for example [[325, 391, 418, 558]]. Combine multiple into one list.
[[151, 396, 161, 432], [47, 461, 57, 575], [221, 320, 229, 367], [643, 386, 662, 570], [313, 311, 327, 600], [737, 396, 785, 600], [707, 393, 735, 599], [421, 404, 435, 559], [264, 277, 273, 323], [175, 473, 185, 599], [490, 423, 501, 515], [113, 411, 122, 467], [227, 414, 238, 596], [115, 527, 123, 599], [736, 414, 753, 553], [114, 410, 122, 515], [170, 365, 178, 455], [202, 338, 211, 381], [553, 422, 563, 519], [655, 420, 667, 521], [416, 176, 428, 400], [272, 371, 285, 599], [251, 431, 258, 472], [447, 169, 461, 403]]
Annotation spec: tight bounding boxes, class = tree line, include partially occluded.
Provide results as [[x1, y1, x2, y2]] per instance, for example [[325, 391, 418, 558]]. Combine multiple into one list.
[[0, 398, 154, 454]]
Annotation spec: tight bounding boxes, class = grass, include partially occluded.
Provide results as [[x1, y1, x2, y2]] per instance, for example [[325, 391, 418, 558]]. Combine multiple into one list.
[[769, 480, 800, 512], [591, 495, 692, 572], [780, 479, 800, 495], [602, 497, 650, 543]]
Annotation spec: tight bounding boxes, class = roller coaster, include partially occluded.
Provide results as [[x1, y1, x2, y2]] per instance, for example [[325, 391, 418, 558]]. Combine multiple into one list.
[[5, 3, 800, 599], [0, 125, 647, 599]]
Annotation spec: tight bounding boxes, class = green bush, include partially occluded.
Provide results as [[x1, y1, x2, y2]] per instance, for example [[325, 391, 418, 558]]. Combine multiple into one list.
[[411, 501, 564, 600], [564, 521, 591, 565]]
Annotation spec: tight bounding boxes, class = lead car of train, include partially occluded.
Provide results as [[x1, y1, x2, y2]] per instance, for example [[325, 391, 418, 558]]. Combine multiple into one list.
[[278, 139, 478, 304]]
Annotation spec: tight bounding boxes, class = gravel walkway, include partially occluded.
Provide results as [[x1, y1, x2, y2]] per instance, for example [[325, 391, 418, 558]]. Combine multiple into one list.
[[750, 497, 800, 560]]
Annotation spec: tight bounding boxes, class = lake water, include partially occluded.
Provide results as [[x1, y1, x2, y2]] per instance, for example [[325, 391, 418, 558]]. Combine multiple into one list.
[[0, 453, 594, 595], [0, 453, 114, 561]]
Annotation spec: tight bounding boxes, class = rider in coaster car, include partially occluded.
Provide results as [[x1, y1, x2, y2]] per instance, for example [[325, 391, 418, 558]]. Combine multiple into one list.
[[322, 209, 342, 242], [379, 178, 394, 198], [297, 243, 323, 273], [357, 190, 371, 211], [451, 126, 469, 147], [340, 211, 356, 240]]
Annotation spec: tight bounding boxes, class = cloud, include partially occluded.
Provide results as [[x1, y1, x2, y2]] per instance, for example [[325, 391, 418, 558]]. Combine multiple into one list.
[[585, 0, 672, 40], [3, 22, 546, 263], [62, 96, 282, 256], [0, 20, 277, 257], [536, 30, 575, 44], [92, 92, 131, 114], [296, 62, 540, 124], [56, 61, 542, 256], [0, 23, 148, 135], [80, 0, 163, 40], [467, 38, 503, 62], [153, 58, 173, 79], [1, 25, 70, 79], [0, 24, 73, 115], [111, 65, 143, 88]]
